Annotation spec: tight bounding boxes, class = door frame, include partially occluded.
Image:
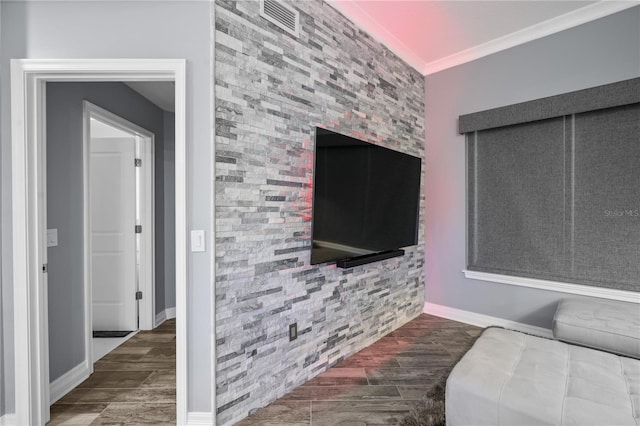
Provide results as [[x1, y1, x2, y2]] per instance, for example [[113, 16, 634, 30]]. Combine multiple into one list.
[[84, 100, 156, 339], [10, 59, 187, 425]]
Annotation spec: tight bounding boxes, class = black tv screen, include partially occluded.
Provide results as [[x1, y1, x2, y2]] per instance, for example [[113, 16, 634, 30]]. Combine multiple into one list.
[[311, 127, 421, 265]]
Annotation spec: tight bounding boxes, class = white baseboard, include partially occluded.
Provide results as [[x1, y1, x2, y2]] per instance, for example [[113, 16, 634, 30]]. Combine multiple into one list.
[[155, 310, 166, 327], [424, 301, 553, 338], [49, 361, 91, 405], [166, 306, 176, 319], [0, 413, 16, 426], [187, 412, 215, 425], [154, 306, 177, 328]]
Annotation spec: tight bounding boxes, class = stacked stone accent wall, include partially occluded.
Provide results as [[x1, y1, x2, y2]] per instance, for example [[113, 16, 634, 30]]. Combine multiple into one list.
[[214, 0, 425, 423]]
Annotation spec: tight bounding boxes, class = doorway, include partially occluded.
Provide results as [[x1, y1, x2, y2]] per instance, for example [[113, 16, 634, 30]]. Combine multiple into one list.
[[86, 102, 156, 332], [10, 59, 188, 425], [85, 102, 157, 362]]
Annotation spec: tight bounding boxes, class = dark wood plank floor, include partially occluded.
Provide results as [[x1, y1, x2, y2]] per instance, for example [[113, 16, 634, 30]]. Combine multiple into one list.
[[237, 314, 481, 425], [48, 314, 479, 425], [48, 319, 176, 425]]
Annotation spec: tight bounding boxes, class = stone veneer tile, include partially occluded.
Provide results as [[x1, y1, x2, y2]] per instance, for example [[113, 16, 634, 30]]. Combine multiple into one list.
[[214, 0, 425, 424]]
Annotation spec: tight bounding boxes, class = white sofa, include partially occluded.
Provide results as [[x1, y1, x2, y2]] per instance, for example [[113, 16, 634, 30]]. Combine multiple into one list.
[[446, 298, 640, 426]]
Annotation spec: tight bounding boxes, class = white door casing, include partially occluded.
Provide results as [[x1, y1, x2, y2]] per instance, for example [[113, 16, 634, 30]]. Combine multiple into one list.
[[90, 137, 138, 331], [10, 59, 189, 426]]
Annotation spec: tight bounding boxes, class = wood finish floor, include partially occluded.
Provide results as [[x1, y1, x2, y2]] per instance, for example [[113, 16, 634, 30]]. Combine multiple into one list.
[[238, 314, 481, 426], [48, 319, 176, 425], [48, 315, 479, 425]]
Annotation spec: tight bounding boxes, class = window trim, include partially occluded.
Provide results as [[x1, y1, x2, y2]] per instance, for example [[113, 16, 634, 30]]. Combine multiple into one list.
[[463, 270, 640, 303]]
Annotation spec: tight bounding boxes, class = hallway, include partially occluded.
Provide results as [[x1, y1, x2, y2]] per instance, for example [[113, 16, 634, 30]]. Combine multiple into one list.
[[48, 319, 176, 425]]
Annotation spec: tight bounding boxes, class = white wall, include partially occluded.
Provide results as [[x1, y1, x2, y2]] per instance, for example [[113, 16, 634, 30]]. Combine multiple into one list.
[[0, 0, 213, 414], [424, 7, 640, 328]]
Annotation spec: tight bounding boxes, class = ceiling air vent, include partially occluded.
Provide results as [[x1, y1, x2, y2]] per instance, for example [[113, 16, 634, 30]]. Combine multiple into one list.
[[260, 0, 300, 38]]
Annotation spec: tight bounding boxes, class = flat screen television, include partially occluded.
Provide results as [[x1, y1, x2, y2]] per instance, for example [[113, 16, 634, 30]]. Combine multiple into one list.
[[310, 127, 422, 266]]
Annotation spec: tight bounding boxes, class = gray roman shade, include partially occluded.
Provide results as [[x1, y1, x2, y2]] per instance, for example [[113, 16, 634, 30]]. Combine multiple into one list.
[[461, 78, 640, 292]]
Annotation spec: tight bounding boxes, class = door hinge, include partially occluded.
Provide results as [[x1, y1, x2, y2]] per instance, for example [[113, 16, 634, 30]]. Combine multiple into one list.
[[135, 225, 142, 234], [136, 291, 143, 300], [42, 263, 48, 273], [135, 158, 142, 167]]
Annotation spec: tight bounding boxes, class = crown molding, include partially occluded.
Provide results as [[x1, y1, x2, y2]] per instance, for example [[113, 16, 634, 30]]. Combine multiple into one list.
[[326, 0, 639, 77], [325, 0, 425, 74], [423, 1, 640, 75]]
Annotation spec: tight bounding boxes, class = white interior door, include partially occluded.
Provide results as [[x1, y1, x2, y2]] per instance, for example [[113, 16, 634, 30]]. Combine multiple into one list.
[[90, 136, 137, 331]]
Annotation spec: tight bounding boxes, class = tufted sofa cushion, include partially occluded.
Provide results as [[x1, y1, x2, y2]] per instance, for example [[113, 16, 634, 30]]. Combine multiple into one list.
[[446, 327, 640, 425], [553, 298, 640, 359]]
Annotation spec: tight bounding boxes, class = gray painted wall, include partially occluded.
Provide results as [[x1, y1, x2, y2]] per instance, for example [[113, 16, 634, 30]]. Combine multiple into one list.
[[164, 111, 177, 311], [0, 0, 23, 415], [424, 6, 640, 329], [46, 82, 175, 381], [0, 1, 4, 416], [214, 0, 425, 423], [0, 0, 212, 414]]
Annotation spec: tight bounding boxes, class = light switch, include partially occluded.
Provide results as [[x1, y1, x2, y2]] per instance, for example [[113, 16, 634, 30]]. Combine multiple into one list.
[[47, 228, 58, 247], [191, 230, 205, 252]]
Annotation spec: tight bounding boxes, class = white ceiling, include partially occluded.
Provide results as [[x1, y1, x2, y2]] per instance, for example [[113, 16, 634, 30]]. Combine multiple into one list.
[[329, 0, 637, 74]]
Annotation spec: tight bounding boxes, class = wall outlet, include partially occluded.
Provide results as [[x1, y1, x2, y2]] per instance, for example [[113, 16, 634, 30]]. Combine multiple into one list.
[[289, 323, 297, 341]]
